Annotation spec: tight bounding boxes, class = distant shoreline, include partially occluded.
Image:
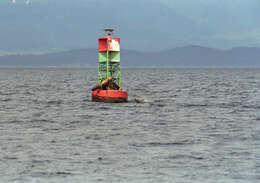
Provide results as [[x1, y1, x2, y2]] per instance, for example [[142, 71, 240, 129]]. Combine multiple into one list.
[[0, 46, 260, 68]]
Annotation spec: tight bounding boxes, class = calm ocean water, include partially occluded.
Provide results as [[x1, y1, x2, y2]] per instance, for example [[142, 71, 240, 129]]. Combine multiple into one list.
[[0, 68, 259, 182]]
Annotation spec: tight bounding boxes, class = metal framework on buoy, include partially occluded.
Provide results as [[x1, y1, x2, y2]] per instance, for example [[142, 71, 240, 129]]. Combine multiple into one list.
[[98, 28, 121, 87], [91, 28, 128, 103]]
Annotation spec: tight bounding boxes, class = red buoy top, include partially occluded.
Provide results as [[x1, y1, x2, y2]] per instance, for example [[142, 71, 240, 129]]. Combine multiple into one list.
[[98, 34, 120, 52]]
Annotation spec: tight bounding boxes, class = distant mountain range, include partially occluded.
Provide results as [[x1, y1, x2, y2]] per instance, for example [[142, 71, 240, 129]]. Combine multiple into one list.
[[0, 46, 259, 68]]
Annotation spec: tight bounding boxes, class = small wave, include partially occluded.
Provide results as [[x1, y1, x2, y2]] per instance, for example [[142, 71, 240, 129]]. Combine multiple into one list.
[[130, 140, 194, 147], [78, 114, 94, 119], [4, 156, 18, 160], [242, 105, 260, 109], [32, 171, 74, 177], [70, 120, 81, 124], [245, 76, 256, 79], [55, 172, 74, 176], [31, 159, 51, 164], [156, 122, 167, 125], [216, 102, 242, 108], [182, 104, 209, 107], [167, 154, 204, 160], [30, 119, 52, 123], [98, 106, 111, 110], [3, 120, 22, 124], [149, 103, 166, 107], [229, 151, 251, 156], [0, 92, 17, 96], [42, 128, 60, 132], [85, 135, 102, 140], [147, 142, 186, 146], [32, 112, 44, 118], [0, 98, 12, 102], [209, 95, 218, 98], [47, 100, 64, 105]]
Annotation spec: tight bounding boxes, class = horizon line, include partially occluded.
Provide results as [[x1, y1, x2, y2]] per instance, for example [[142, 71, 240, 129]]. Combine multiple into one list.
[[0, 44, 260, 56]]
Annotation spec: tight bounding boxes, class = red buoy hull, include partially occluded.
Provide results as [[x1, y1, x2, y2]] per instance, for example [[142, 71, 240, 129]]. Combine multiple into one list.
[[92, 90, 128, 103]]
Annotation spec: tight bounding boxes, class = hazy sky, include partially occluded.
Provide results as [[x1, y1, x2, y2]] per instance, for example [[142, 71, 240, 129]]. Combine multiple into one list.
[[0, 0, 259, 52]]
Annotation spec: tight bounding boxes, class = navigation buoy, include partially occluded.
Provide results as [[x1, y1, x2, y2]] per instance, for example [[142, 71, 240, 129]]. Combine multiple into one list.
[[92, 28, 128, 103]]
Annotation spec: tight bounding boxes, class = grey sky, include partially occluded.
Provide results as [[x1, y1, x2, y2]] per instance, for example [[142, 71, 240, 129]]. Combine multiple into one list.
[[0, 0, 259, 52]]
